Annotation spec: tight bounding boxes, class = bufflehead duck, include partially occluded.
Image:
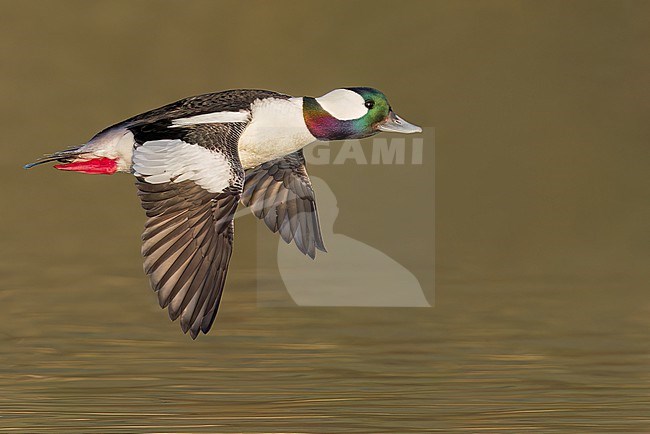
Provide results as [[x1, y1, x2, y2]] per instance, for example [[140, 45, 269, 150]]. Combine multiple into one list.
[[26, 87, 422, 338]]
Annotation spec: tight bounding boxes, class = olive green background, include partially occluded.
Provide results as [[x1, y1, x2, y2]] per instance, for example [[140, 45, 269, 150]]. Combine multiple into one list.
[[0, 1, 648, 432]]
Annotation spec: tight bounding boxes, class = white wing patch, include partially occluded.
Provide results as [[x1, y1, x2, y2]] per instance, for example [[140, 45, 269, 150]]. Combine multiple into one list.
[[316, 89, 367, 120], [170, 110, 249, 127], [133, 140, 233, 193]]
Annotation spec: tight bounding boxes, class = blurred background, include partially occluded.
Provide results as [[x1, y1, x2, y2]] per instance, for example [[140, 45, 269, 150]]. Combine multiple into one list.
[[0, 1, 648, 432]]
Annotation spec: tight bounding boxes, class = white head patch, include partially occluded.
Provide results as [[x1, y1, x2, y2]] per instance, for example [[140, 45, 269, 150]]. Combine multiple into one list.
[[316, 89, 367, 120]]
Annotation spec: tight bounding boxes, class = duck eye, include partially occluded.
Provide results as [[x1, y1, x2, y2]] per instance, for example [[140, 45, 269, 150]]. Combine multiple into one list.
[[364, 100, 375, 109]]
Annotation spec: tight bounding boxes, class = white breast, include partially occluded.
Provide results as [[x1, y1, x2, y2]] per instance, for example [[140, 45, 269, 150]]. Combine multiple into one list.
[[238, 97, 316, 169]]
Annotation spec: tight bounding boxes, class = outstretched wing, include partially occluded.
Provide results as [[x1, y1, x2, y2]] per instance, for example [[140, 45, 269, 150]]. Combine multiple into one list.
[[241, 150, 326, 259], [132, 123, 245, 339]]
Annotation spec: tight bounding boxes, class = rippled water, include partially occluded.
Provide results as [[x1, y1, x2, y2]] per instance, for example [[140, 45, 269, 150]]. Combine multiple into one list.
[[2, 249, 648, 432], [2, 1, 649, 432]]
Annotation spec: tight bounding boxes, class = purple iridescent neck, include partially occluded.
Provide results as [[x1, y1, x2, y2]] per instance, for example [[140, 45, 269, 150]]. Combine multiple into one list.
[[302, 97, 372, 141]]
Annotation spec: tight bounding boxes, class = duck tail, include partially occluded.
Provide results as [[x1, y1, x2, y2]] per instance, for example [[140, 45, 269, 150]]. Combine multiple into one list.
[[24, 145, 86, 169]]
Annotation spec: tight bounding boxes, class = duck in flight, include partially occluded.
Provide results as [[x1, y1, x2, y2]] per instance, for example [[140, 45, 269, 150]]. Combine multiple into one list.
[[25, 87, 422, 338]]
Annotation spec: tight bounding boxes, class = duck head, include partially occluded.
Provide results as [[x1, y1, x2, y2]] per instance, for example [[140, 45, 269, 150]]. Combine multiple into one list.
[[303, 87, 422, 141]]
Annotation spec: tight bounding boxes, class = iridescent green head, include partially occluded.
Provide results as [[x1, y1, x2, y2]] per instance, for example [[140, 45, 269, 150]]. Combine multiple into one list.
[[302, 87, 421, 141]]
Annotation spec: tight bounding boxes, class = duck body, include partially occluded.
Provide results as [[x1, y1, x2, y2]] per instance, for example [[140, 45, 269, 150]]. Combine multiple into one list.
[[26, 87, 422, 338], [65, 89, 312, 173]]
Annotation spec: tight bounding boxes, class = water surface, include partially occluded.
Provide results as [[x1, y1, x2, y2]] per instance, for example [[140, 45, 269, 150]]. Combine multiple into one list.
[[1, 1, 649, 432]]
